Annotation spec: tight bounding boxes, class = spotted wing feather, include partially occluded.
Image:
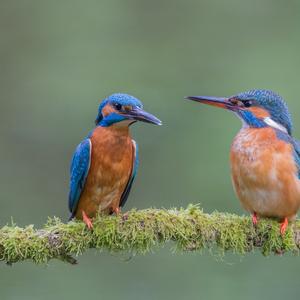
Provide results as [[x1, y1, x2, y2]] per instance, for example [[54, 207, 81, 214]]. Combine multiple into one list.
[[119, 140, 139, 208], [276, 130, 300, 178], [68, 139, 92, 218]]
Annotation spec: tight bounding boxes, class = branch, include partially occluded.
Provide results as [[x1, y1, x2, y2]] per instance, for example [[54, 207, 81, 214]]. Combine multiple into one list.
[[0, 205, 299, 265]]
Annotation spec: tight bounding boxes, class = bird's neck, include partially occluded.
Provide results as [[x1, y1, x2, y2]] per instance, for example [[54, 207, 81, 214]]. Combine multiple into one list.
[[238, 110, 289, 134], [94, 124, 131, 139], [238, 110, 267, 129]]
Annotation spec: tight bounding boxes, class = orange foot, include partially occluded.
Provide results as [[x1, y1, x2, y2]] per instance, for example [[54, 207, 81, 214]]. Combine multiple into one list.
[[113, 207, 121, 215], [280, 217, 288, 235], [82, 210, 93, 230], [252, 212, 258, 226]]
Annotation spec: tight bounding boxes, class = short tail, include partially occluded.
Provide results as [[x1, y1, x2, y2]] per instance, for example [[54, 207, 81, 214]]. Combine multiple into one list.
[[68, 212, 75, 221]]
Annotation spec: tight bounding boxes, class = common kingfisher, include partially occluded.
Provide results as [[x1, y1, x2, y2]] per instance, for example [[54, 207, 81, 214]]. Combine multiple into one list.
[[186, 90, 300, 234], [68, 93, 162, 228]]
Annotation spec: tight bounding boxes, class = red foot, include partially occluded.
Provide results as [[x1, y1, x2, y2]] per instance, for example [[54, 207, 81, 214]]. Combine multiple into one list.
[[82, 210, 93, 230], [252, 212, 258, 226], [113, 207, 121, 215], [280, 217, 288, 235]]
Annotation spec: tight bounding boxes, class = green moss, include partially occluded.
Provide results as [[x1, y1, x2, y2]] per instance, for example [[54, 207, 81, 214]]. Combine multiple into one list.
[[0, 206, 299, 264]]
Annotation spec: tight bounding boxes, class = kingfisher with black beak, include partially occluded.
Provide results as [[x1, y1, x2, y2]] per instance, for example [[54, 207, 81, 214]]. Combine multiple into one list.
[[186, 90, 300, 234], [68, 93, 162, 228]]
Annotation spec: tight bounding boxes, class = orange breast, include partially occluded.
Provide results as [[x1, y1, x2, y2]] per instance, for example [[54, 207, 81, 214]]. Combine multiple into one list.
[[230, 127, 300, 219], [75, 126, 134, 219]]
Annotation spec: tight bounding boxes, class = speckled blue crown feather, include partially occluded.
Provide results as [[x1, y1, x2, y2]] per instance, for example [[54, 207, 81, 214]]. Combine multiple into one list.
[[235, 89, 293, 135], [96, 93, 143, 123]]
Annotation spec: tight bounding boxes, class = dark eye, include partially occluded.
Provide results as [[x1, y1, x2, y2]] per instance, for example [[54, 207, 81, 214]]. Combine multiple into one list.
[[114, 103, 122, 111], [229, 98, 239, 105], [244, 100, 252, 107]]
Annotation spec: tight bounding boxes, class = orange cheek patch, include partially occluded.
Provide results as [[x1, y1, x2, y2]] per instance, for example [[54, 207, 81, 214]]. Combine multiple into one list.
[[102, 104, 116, 117], [248, 107, 270, 119]]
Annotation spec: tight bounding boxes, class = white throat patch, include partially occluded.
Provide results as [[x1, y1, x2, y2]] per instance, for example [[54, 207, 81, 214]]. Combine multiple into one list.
[[263, 117, 288, 134]]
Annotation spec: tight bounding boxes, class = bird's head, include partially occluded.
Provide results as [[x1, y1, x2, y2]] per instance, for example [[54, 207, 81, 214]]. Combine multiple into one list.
[[95, 93, 162, 127], [186, 89, 292, 135]]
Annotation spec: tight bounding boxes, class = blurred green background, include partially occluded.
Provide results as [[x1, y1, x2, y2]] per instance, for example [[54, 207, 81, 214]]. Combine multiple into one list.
[[1, 0, 300, 299]]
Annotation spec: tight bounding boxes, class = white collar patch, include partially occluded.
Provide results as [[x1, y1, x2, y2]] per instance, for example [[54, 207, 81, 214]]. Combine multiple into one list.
[[263, 117, 288, 134]]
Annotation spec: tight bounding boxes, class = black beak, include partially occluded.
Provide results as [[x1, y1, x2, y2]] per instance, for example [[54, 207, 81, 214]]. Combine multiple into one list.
[[122, 107, 162, 125], [185, 96, 235, 110]]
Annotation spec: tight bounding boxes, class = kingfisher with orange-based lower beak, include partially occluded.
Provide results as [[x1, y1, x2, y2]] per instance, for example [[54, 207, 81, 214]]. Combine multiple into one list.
[[68, 93, 162, 228], [186, 90, 300, 234]]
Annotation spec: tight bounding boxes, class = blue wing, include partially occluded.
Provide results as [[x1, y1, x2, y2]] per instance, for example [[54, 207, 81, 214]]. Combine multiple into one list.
[[292, 139, 300, 179], [275, 130, 300, 178], [68, 138, 91, 218], [119, 140, 139, 208]]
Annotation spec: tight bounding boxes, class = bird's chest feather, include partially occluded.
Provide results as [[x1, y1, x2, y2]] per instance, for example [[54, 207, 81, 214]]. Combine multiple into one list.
[[91, 129, 132, 181], [83, 126, 133, 210], [230, 127, 300, 217]]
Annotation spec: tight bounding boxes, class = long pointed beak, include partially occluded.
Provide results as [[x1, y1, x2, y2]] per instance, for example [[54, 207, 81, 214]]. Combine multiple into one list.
[[122, 107, 162, 125], [185, 96, 233, 110]]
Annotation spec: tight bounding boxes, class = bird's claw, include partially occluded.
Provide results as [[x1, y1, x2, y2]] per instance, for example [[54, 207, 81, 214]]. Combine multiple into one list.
[[82, 210, 93, 230], [113, 207, 121, 215], [280, 217, 288, 235], [252, 212, 258, 226]]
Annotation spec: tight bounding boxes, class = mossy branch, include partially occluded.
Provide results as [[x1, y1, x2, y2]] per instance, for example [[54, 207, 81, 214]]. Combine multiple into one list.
[[0, 205, 300, 265]]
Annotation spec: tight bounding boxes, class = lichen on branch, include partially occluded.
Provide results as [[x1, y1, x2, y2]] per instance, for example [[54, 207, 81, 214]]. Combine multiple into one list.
[[0, 205, 299, 265]]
